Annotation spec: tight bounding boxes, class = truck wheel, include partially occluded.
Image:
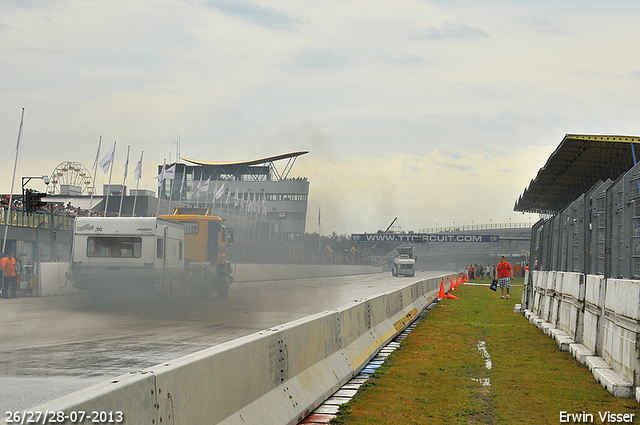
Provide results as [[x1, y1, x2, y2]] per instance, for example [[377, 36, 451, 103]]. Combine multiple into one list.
[[216, 277, 230, 298]]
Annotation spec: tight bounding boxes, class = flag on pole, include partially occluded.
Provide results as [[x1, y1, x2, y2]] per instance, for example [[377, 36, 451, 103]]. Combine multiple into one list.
[[214, 183, 225, 200], [99, 146, 115, 174], [199, 176, 210, 194], [233, 187, 239, 206], [154, 161, 166, 187], [179, 170, 186, 194], [261, 193, 267, 215], [133, 152, 143, 180], [92, 137, 102, 171], [123, 148, 130, 179], [318, 207, 321, 226], [164, 164, 176, 180], [190, 172, 198, 199]]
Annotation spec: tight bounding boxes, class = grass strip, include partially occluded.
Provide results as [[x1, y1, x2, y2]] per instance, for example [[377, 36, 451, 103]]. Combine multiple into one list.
[[332, 278, 640, 424]]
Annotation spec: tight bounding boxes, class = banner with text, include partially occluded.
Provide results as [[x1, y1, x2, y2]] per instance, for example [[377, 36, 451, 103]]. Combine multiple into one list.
[[350, 234, 500, 243]]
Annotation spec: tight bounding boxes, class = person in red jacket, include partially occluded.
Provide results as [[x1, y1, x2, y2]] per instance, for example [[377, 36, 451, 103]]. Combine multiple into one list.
[[496, 255, 513, 299], [1, 251, 18, 298]]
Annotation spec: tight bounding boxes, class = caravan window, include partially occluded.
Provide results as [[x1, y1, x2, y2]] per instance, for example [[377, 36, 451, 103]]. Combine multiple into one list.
[[87, 237, 142, 258]]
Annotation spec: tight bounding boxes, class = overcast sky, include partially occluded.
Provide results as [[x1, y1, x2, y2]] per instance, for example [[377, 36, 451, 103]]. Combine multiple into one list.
[[2, 0, 640, 235]]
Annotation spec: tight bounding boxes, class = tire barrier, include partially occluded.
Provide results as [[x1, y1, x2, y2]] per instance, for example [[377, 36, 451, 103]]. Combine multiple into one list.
[[16, 275, 449, 425]]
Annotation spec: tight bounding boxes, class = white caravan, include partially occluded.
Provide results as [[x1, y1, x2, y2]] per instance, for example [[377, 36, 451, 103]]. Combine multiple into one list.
[[67, 217, 185, 301]]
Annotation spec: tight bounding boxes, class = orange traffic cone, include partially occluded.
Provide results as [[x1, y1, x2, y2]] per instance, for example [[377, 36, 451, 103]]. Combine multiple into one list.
[[446, 293, 459, 300], [438, 279, 445, 299], [450, 276, 455, 291], [455, 275, 460, 288]]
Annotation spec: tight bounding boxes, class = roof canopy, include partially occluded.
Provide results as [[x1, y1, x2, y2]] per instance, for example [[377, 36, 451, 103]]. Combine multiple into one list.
[[514, 134, 640, 214], [181, 151, 309, 167]]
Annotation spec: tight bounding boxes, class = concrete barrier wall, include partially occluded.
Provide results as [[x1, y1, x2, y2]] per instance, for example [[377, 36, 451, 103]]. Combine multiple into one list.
[[526, 271, 640, 389], [21, 274, 450, 425], [34, 262, 382, 296], [233, 264, 383, 282]]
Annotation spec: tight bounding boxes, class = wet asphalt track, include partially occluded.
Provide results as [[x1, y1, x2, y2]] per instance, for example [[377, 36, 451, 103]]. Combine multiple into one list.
[[0, 271, 446, 412]]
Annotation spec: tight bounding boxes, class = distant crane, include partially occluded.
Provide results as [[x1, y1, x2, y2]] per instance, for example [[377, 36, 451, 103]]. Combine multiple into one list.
[[365, 217, 398, 256]]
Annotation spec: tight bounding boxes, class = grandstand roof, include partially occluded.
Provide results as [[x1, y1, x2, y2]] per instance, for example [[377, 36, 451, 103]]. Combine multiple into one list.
[[181, 151, 309, 167], [514, 134, 640, 214]]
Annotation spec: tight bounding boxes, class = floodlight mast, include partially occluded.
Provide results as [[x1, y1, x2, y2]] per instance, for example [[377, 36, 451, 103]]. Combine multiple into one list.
[[2, 109, 24, 254]]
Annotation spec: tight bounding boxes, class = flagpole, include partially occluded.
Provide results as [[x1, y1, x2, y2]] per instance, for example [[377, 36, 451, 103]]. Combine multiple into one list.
[[318, 206, 321, 254], [118, 145, 130, 217], [178, 166, 185, 209], [132, 151, 143, 216], [156, 159, 166, 217], [104, 142, 116, 216], [89, 135, 101, 215], [257, 193, 263, 244], [167, 166, 175, 215], [2, 108, 24, 254], [229, 186, 236, 229], [205, 180, 213, 212]]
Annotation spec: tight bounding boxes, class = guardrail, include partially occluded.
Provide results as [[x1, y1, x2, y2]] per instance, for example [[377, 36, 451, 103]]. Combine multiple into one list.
[[14, 274, 452, 425]]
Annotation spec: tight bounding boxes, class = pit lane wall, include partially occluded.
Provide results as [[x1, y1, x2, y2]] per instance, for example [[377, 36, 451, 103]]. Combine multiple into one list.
[[18, 274, 449, 425], [36, 263, 383, 296], [523, 270, 640, 399]]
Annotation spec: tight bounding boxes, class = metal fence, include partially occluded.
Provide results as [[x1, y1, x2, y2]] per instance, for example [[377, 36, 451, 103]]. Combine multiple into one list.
[[530, 160, 640, 279], [0, 209, 74, 231]]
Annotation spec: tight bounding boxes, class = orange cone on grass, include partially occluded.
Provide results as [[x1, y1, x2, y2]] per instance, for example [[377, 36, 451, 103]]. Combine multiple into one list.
[[446, 293, 459, 300], [450, 276, 455, 291], [438, 279, 445, 299], [456, 275, 460, 288]]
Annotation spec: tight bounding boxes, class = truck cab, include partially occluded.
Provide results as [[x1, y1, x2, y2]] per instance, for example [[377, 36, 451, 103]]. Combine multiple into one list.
[[392, 246, 416, 277], [159, 207, 234, 298]]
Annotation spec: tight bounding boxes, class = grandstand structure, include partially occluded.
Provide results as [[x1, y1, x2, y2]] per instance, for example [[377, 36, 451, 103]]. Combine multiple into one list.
[[157, 151, 310, 243]]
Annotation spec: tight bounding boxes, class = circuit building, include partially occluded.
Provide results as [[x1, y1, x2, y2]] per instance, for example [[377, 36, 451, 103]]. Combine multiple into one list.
[[157, 151, 310, 242]]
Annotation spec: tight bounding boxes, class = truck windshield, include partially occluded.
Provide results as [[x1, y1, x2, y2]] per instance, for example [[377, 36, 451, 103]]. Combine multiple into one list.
[[87, 237, 142, 258]]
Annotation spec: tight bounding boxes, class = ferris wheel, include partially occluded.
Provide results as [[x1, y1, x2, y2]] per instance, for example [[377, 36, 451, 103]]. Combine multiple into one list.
[[48, 161, 94, 195]]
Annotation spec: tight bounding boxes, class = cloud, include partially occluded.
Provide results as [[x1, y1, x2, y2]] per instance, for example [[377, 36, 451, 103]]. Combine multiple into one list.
[[201, 0, 301, 31], [289, 47, 349, 69], [415, 21, 489, 40], [298, 145, 550, 235], [517, 15, 569, 35], [380, 51, 431, 65]]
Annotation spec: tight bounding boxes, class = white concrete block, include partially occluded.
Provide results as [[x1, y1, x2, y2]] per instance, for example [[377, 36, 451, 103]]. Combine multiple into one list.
[[556, 335, 573, 351], [601, 318, 637, 382], [592, 368, 634, 398], [569, 343, 594, 364], [551, 271, 563, 294], [549, 328, 570, 341], [541, 322, 554, 335], [585, 275, 603, 306], [513, 304, 522, 314], [586, 356, 611, 373], [532, 318, 544, 328], [582, 310, 599, 354], [524, 310, 533, 320], [560, 272, 581, 299], [605, 278, 640, 320]]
